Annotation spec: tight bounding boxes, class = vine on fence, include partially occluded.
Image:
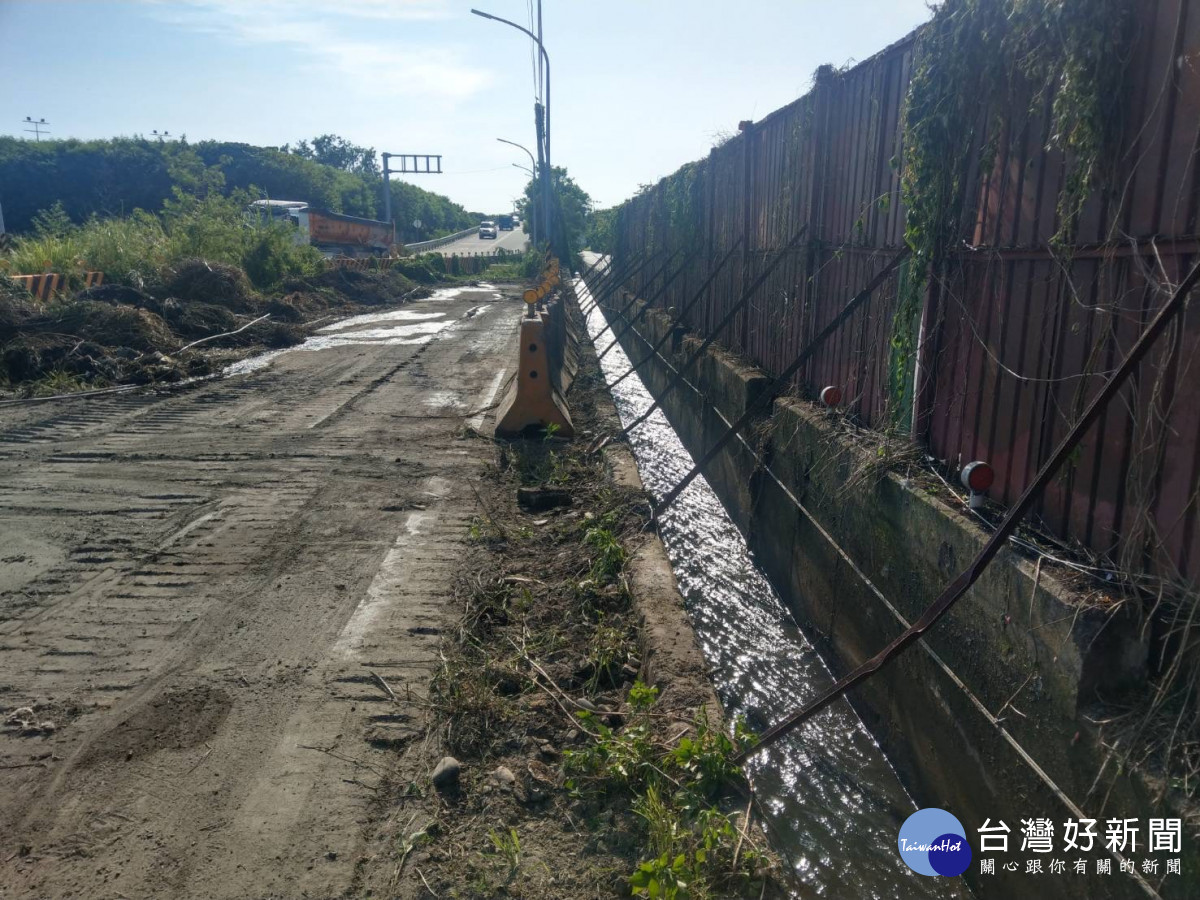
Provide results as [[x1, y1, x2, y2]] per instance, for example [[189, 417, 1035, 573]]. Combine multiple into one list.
[[893, 0, 1136, 413]]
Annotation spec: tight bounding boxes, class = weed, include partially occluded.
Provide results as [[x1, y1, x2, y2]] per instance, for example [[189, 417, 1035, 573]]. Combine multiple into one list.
[[584, 526, 625, 582], [563, 683, 769, 897], [585, 620, 630, 691], [487, 827, 522, 885], [628, 680, 659, 712], [29, 368, 96, 396], [429, 643, 513, 757], [467, 515, 506, 544]]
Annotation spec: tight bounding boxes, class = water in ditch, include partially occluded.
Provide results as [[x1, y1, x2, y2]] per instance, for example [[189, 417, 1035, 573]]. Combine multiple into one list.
[[576, 276, 966, 899]]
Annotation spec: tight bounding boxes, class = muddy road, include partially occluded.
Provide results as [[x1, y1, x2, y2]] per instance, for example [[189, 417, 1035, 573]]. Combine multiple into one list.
[[0, 285, 517, 899]]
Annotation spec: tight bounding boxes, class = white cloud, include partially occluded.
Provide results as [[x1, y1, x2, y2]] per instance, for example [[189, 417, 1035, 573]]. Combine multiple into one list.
[[142, 0, 490, 100]]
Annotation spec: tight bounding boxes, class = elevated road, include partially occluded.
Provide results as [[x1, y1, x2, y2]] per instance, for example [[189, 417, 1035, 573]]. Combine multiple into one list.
[[433, 222, 528, 256]]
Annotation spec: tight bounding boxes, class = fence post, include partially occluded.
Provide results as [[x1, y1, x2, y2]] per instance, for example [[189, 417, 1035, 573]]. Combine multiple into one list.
[[740, 120, 757, 353]]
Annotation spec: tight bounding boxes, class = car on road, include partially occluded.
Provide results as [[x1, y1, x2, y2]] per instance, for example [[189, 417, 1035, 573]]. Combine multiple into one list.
[[479, 220, 497, 239], [497, 214, 514, 231]]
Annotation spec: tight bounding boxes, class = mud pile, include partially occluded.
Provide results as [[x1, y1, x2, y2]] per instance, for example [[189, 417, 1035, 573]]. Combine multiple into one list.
[[0, 261, 425, 394]]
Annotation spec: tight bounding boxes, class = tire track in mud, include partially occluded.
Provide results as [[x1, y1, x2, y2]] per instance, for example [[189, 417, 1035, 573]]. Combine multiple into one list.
[[0, 287, 518, 899]]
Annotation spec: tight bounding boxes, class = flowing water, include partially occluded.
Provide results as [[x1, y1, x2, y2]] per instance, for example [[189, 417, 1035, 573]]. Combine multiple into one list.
[[576, 275, 965, 899]]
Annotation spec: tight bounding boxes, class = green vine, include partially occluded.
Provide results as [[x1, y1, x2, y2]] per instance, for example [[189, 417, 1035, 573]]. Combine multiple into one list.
[[893, 0, 1136, 418]]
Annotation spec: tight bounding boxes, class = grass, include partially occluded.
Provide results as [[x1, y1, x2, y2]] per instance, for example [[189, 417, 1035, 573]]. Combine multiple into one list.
[[475, 248, 551, 283], [1, 192, 324, 291], [565, 693, 767, 900]]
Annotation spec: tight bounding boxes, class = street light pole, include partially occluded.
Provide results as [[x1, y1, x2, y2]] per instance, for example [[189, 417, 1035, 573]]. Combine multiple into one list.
[[497, 137, 538, 244], [471, 9, 552, 248]]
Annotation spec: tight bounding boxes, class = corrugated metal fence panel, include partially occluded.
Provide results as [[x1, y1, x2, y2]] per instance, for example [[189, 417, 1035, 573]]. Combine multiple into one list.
[[607, 0, 1200, 580], [927, 0, 1200, 577]]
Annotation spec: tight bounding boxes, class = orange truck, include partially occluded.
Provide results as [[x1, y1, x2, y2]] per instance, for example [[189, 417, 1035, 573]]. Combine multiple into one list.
[[249, 200, 396, 257]]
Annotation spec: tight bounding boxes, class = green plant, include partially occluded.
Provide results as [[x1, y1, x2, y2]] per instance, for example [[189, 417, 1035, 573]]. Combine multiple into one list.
[[585, 620, 629, 691], [467, 514, 506, 543], [670, 714, 748, 801], [628, 680, 659, 712], [584, 526, 626, 582], [487, 827, 522, 885], [30, 369, 93, 396]]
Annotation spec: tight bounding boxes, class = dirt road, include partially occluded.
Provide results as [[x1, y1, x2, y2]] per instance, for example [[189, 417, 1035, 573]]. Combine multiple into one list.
[[0, 284, 518, 899]]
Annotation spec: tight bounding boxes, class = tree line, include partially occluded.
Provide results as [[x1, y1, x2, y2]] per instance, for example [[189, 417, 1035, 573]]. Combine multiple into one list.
[[0, 134, 483, 243]]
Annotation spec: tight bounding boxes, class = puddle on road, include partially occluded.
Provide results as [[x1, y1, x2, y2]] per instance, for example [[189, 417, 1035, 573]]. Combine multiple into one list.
[[576, 276, 963, 899], [318, 309, 445, 333], [223, 284, 504, 378]]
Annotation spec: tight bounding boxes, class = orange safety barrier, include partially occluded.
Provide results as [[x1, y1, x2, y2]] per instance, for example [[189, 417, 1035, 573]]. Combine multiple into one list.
[[83, 270, 105, 288], [494, 256, 577, 438]]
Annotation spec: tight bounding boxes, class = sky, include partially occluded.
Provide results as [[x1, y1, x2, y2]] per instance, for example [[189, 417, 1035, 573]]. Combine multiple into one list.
[[0, 0, 934, 214]]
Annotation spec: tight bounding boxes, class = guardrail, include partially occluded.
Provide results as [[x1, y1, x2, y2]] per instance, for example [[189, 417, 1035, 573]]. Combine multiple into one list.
[[402, 227, 477, 255], [10, 271, 104, 299]]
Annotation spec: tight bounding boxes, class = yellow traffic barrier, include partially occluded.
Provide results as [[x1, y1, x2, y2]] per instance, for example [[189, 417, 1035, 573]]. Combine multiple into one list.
[[494, 312, 574, 437], [495, 266, 576, 438]]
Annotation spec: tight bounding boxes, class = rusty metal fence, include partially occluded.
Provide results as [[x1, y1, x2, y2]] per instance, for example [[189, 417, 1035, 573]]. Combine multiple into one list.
[[610, 0, 1200, 583]]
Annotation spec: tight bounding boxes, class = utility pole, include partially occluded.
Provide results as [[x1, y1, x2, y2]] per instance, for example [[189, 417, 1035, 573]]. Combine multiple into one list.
[[537, 0, 548, 169], [381, 152, 443, 242], [152, 130, 171, 141], [22, 117, 49, 140], [534, 104, 551, 251]]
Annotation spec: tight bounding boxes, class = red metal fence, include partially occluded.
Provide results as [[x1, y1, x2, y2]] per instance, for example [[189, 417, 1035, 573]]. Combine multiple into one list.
[[611, 0, 1200, 582]]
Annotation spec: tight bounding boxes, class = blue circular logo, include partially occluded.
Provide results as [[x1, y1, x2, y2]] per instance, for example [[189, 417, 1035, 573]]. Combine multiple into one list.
[[898, 808, 972, 877]]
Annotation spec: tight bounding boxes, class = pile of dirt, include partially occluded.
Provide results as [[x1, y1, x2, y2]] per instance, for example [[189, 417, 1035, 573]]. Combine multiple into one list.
[[74, 283, 155, 308], [54, 302, 178, 353], [295, 267, 426, 306], [165, 259, 258, 312], [0, 279, 39, 339], [0, 260, 431, 395]]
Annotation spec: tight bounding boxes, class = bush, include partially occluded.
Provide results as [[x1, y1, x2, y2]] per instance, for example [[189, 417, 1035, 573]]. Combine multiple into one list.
[[1, 189, 323, 292]]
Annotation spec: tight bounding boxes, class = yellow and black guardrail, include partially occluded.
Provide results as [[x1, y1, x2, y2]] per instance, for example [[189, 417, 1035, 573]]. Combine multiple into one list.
[[9, 270, 104, 299]]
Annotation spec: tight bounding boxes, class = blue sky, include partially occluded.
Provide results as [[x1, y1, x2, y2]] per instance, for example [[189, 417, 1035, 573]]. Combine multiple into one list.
[[0, 1, 934, 213]]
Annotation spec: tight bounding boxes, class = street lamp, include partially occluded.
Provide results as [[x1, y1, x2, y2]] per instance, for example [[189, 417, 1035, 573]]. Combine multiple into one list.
[[497, 137, 538, 242], [497, 137, 535, 173], [472, 9, 552, 247]]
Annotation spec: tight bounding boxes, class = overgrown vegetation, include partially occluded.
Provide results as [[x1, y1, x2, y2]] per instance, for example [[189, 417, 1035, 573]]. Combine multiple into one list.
[[0, 130, 517, 396], [4, 192, 324, 291], [0, 216, 432, 396], [475, 247, 551, 283], [892, 0, 1137, 410]]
